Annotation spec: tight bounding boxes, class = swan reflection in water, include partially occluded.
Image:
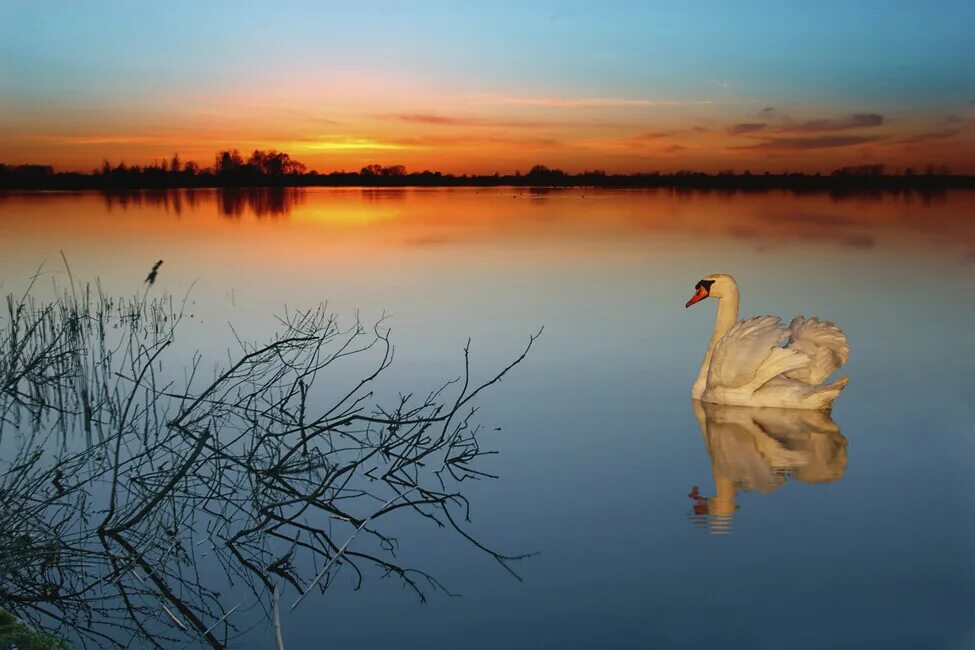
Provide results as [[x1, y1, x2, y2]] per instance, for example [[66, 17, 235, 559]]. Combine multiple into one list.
[[688, 400, 848, 534]]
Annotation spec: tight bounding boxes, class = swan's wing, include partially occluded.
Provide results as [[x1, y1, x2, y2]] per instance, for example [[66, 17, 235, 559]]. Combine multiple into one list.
[[708, 316, 794, 388], [784, 316, 849, 384]]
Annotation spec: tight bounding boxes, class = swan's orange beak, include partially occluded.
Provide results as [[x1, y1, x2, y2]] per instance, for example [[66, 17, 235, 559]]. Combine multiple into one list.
[[685, 286, 709, 308]]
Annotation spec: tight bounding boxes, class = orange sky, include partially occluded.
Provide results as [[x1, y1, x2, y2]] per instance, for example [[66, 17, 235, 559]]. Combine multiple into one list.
[[2, 3, 974, 174], [6, 93, 974, 175]]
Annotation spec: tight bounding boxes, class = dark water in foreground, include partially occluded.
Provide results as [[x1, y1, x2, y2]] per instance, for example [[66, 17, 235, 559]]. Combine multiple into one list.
[[1, 188, 973, 649]]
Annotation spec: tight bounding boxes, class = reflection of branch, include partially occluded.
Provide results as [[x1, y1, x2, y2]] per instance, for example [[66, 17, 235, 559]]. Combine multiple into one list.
[[107, 533, 222, 649], [1, 285, 536, 647], [291, 486, 417, 611]]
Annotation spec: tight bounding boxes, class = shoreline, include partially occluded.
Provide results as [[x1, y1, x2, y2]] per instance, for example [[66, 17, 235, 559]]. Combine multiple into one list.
[[2, 176, 974, 193]]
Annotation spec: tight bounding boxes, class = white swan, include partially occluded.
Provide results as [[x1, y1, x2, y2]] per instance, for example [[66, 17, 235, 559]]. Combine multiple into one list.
[[685, 273, 849, 410]]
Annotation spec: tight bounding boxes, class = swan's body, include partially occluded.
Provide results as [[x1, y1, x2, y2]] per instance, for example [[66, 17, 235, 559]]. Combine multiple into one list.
[[686, 274, 848, 410]]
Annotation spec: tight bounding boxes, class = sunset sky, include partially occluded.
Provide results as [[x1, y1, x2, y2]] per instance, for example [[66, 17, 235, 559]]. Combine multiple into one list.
[[2, 0, 973, 174]]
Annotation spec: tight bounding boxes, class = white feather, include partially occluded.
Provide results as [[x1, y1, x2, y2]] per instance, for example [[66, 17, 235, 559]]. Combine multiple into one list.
[[690, 274, 849, 410], [708, 316, 789, 388], [784, 316, 849, 384]]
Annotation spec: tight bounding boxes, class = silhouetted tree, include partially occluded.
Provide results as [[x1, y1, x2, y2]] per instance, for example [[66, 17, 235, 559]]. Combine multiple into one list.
[[524, 164, 567, 185], [831, 164, 885, 177], [1, 149, 971, 192], [215, 149, 245, 175]]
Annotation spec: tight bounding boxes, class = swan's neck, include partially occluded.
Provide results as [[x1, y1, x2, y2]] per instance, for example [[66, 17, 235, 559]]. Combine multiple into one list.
[[691, 289, 739, 399]]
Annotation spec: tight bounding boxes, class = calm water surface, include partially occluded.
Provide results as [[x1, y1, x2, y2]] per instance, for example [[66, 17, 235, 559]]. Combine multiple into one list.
[[1, 188, 973, 649]]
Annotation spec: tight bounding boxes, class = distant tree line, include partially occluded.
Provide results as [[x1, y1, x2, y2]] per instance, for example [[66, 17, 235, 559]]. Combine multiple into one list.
[[1, 150, 972, 191]]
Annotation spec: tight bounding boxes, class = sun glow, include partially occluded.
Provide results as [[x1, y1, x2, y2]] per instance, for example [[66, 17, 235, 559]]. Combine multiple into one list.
[[292, 137, 419, 152], [1, 4, 973, 174]]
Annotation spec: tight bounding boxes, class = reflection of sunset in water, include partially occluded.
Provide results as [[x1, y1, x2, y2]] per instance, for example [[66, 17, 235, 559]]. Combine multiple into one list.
[[4, 187, 970, 257], [0, 187, 973, 649]]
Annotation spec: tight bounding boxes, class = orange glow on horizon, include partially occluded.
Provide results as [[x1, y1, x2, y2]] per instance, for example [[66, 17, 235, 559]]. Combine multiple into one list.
[[2, 87, 974, 175]]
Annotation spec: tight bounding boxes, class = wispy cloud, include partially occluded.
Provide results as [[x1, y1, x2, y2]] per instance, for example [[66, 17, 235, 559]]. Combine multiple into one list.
[[27, 134, 160, 145], [383, 112, 635, 130], [396, 134, 560, 149], [731, 135, 881, 151], [387, 113, 562, 129], [727, 122, 767, 135], [632, 131, 676, 141], [474, 94, 714, 109], [894, 129, 962, 144], [775, 113, 884, 133], [393, 114, 472, 126]]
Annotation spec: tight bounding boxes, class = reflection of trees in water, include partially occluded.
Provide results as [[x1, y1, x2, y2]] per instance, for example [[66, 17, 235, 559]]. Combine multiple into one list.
[[689, 401, 848, 534], [0, 279, 536, 647], [102, 188, 190, 214], [99, 188, 305, 218], [77, 187, 973, 259], [217, 187, 305, 218], [360, 188, 409, 203]]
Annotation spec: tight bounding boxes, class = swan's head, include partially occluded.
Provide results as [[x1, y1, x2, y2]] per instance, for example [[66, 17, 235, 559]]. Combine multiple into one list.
[[685, 273, 737, 308]]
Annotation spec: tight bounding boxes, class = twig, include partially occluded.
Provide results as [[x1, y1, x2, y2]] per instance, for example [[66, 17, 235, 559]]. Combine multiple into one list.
[[290, 487, 418, 611]]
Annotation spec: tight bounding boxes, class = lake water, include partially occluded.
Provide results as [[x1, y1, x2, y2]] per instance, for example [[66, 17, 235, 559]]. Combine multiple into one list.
[[1, 187, 973, 649]]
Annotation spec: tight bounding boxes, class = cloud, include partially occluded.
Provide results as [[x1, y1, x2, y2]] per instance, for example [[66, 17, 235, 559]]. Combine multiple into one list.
[[758, 106, 777, 116], [731, 135, 881, 151], [894, 128, 962, 144], [632, 131, 675, 141], [475, 94, 713, 109], [662, 144, 686, 153], [395, 134, 561, 149], [27, 134, 159, 145], [775, 113, 884, 133], [388, 113, 554, 128], [384, 113, 628, 129], [727, 122, 767, 135], [394, 114, 476, 126]]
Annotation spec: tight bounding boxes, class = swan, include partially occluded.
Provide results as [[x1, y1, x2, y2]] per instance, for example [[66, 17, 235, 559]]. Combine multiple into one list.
[[685, 273, 849, 410], [689, 400, 848, 533]]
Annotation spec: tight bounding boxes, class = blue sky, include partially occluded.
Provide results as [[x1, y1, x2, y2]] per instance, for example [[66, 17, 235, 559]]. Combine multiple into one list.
[[2, 1, 973, 172]]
